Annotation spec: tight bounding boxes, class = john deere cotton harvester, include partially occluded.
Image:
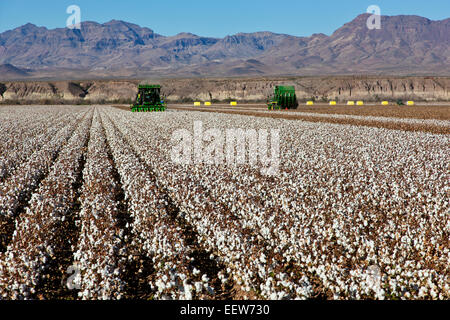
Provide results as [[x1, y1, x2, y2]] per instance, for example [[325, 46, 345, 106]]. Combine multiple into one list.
[[267, 86, 298, 110], [131, 84, 166, 112]]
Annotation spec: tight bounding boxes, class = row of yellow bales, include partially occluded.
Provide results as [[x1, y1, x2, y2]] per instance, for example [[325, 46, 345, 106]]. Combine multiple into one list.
[[194, 101, 415, 106], [307, 101, 415, 106], [194, 101, 237, 106]]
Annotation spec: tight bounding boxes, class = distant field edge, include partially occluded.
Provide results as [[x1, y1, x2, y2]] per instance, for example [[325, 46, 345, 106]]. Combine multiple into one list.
[[168, 105, 450, 135]]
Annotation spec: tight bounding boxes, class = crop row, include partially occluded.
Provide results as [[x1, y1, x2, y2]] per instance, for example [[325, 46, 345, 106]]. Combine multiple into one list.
[[0, 109, 89, 218], [71, 109, 127, 299], [0, 109, 82, 181], [100, 110, 217, 299], [105, 109, 311, 299], [0, 105, 447, 300], [0, 110, 92, 299], [105, 107, 449, 299]]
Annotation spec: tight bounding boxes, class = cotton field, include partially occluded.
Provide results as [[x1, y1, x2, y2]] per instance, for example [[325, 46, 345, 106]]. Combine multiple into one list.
[[0, 105, 448, 300]]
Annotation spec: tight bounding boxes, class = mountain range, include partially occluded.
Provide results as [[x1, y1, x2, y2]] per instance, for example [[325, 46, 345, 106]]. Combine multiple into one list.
[[0, 14, 449, 79]]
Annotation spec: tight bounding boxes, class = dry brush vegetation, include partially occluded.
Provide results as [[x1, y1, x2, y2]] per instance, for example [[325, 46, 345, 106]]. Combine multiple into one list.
[[0, 105, 448, 300]]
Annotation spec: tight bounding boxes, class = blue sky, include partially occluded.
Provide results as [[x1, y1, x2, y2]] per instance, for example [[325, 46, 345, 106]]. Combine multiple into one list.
[[0, 0, 449, 37]]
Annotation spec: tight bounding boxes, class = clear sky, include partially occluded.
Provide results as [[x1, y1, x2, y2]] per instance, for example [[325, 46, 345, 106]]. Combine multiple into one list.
[[0, 0, 449, 37]]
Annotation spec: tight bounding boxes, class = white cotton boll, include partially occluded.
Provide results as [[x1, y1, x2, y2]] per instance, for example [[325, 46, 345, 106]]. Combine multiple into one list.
[[184, 286, 193, 300], [418, 287, 427, 298], [194, 282, 203, 292], [430, 289, 437, 299], [259, 254, 267, 264], [16, 107, 443, 302]]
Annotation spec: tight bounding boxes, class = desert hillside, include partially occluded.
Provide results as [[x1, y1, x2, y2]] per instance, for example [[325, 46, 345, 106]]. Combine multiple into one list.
[[1, 76, 449, 103]]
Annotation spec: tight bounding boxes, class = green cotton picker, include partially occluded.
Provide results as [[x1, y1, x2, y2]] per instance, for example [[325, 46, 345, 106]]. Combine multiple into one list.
[[267, 85, 298, 110], [131, 84, 167, 112]]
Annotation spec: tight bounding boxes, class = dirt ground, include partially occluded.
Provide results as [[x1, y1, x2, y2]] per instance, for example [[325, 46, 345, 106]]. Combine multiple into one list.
[[170, 103, 450, 120], [291, 105, 450, 120], [169, 104, 450, 134]]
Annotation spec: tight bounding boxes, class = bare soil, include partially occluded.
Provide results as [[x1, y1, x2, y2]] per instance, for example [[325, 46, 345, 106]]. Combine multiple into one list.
[[171, 104, 450, 120], [290, 105, 450, 120], [168, 105, 450, 134]]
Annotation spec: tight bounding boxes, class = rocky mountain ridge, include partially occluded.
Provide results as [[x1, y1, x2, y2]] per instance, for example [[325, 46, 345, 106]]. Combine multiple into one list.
[[0, 14, 448, 79]]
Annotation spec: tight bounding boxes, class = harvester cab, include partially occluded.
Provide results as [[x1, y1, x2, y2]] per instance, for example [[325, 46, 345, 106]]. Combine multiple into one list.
[[267, 86, 298, 110], [131, 84, 167, 112]]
